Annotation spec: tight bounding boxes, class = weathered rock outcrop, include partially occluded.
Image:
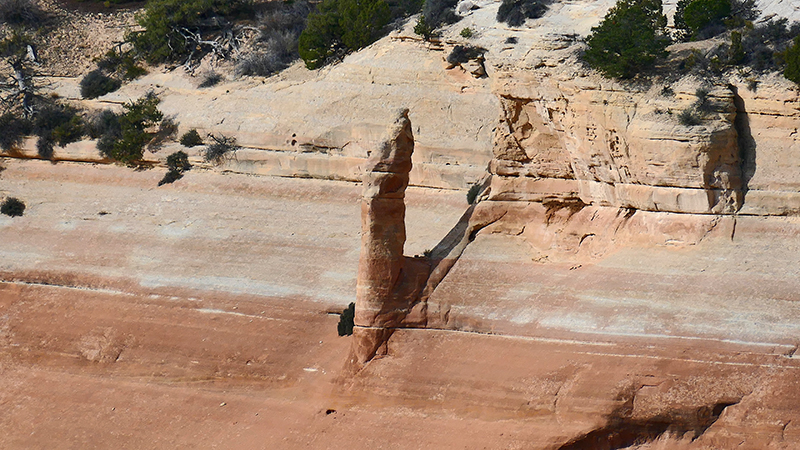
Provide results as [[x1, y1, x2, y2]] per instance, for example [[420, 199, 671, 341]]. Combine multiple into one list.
[[351, 109, 430, 364], [490, 78, 744, 214], [480, 0, 800, 217], [489, 70, 800, 216]]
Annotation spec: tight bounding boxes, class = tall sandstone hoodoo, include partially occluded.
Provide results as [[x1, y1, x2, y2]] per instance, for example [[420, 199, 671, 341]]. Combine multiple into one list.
[[351, 109, 430, 365]]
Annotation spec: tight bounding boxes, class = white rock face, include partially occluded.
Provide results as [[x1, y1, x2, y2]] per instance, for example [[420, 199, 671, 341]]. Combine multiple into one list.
[[81, 19, 499, 190], [457, 0, 800, 215], [25, 0, 800, 202]]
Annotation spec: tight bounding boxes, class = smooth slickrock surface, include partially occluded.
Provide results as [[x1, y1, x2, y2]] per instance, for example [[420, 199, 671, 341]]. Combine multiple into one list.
[[2, 158, 799, 449], [3, 0, 800, 447]]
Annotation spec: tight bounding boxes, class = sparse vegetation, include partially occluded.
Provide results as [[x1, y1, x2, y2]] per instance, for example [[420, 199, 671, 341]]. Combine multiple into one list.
[[180, 129, 204, 147], [674, 15, 800, 84], [199, 71, 223, 88], [236, 0, 314, 77], [496, 0, 550, 27], [459, 27, 473, 38], [159, 150, 192, 186], [298, 0, 393, 69], [203, 133, 239, 163], [31, 103, 85, 159], [337, 302, 355, 336], [80, 48, 145, 102], [422, 0, 458, 29], [0, 112, 31, 151], [80, 69, 122, 99], [0, 0, 45, 26], [785, 36, 800, 85], [95, 48, 147, 81], [1, 197, 25, 217], [583, 0, 670, 79], [678, 108, 702, 125], [678, 87, 713, 126], [97, 93, 165, 164], [743, 19, 800, 74], [87, 109, 121, 140], [446, 44, 485, 65], [129, 0, 252, 64], [413, 15, 435, 40], [674, 0, 758, 41]]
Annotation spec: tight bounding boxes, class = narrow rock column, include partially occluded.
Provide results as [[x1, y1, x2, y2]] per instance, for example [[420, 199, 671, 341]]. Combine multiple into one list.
[[351, 108, 414, 364]]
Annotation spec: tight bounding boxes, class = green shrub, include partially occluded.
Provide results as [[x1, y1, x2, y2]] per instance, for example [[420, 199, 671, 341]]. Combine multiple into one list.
[[80, 70, 122, 99], [298, 0, 344, 69], [298, 0, 390, 69], [674, 0, 759, 41], [159, 150, 192, 186], [129, 0, 250, 64], [727, 30, 745, 65], [583, 0, 669, 79], [98, 93, 164, 164], [1, 197, 25, 217], [446, 44, 485, 65], [496, 0, 550, 27], [95, 49, 147, 80], [180, 129, 204, 147], [674, 0, 730, 41], [413, 15, 435, 40], [785, 36, 800, 85], [337, 302, 355, 336], [166, 150, 192, 172], [460, 27, 473, 38], [0, 112, 32, 151]]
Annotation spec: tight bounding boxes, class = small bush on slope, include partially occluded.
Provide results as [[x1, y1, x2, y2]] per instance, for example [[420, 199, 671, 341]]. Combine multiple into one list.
[[159, 150, 192, 186], [496, 0, 550, 27], [1, 197, 25, 217], [180, 129, 204, 147], [80, 70, 122, 99], [97, 93, 164, 164]]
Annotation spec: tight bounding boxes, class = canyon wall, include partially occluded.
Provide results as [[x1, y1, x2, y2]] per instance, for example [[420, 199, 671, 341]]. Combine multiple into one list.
[[489, 70, 800, 216]]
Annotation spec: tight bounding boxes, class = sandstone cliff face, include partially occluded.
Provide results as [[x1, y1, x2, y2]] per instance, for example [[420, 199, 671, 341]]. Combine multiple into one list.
[[483, 5, 800, 217], [491, 76, 744, 214]]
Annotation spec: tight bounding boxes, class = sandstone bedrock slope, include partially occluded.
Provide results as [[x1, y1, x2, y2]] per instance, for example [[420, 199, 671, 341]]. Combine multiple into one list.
[[2, 0, 800, 449]]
